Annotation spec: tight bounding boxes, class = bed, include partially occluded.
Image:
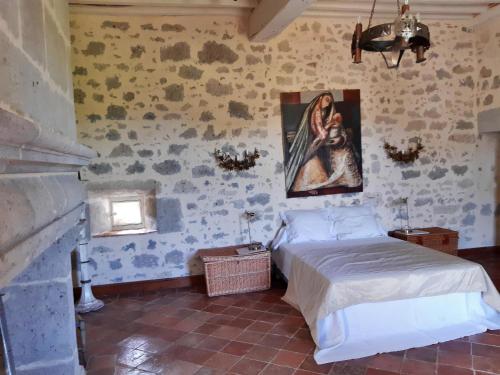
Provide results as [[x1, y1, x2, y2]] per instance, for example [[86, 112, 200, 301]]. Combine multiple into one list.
[[273, 231, 500, 364]]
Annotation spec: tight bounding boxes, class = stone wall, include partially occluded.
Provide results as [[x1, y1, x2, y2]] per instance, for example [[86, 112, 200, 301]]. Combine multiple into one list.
[[2, 227, 82, 375], [70, 14, 499, 286], [475, 16, 500, 133], [0, 0, 75, 140], [0, 1, 94, 373], [474, 16, 500, 242]]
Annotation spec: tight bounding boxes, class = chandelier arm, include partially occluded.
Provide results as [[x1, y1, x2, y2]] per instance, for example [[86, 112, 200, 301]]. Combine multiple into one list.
[[368, 0, 377, 30], [397, 0, 401, 16]]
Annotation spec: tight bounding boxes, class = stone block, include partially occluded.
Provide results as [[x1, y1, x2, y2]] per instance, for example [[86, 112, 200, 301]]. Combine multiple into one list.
[[478, 107, 500, 133], [20, 0, 46, 67], [0, 0, 19, 37], [16, 360, 77, 375], [12, 225, 78, 284], [44, 11, 68, 92], [157, 197, 184, 233], [50, 0, 70, 41], [0, 174, 85, 253], [3, 277, 77, 366], [0, 31, 73, 140]]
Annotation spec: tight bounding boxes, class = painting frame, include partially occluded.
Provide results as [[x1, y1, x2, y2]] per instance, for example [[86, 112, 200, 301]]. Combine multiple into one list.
[[280, 89, 363, 199]]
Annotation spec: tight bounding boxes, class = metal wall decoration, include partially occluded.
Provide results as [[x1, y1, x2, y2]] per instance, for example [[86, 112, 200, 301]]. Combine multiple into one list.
[[384, 138, 424, 163], [214, 148, 260, 171], [351, 0, 430, 69], [281, 90, 363, 198]]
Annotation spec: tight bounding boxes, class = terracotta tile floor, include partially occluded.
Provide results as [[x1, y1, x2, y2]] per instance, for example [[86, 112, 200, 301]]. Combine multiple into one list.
[[83, 286, 500, 375]]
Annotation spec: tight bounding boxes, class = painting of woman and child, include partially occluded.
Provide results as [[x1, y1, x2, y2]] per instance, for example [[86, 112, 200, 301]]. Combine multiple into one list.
[[281, 90, 363, 198]]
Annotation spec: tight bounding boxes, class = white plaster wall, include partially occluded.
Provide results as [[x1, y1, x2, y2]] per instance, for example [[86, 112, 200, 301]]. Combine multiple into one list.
[[70, 14, 498, 285]]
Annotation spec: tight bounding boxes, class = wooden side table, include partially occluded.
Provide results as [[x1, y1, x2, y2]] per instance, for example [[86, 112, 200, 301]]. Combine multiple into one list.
[[388, 227, 459, 256], [198, 245, 271, 297]]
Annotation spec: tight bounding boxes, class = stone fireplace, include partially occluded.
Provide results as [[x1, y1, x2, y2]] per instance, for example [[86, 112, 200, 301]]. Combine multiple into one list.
[[0, 1, 95, 374]]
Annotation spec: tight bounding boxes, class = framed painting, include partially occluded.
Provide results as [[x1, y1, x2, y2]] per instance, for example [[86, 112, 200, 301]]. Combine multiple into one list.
[[281, 90, 363, 198]]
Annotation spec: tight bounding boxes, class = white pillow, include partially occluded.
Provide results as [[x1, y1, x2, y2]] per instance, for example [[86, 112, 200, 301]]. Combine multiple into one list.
[[332, 214, 385, 240], [330, 204, 374, 219], [270, 226, 288, 250], [330, 204, 386, 240], [280, 209, 333, 244]]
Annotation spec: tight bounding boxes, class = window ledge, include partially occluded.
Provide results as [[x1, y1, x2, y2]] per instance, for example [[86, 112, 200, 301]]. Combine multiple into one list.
[[93, 228, 157, 238]]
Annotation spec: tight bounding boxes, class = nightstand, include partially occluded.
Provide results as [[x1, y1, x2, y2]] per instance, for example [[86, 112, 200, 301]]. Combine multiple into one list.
[[388, 227, 459, 256], [198, 244, 271, 297]]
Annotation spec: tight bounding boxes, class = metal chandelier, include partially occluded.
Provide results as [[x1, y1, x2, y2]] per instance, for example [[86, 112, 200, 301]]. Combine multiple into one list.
[[351, 0, 430, 69]]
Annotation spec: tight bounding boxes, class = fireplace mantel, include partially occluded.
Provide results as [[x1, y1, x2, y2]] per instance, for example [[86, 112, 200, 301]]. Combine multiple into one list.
[[0, 108, 97, 289], [0, 107, 96, 174]]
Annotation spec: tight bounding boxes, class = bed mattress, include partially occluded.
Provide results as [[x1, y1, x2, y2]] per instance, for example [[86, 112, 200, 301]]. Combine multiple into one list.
[[273, 236, 500, 363]]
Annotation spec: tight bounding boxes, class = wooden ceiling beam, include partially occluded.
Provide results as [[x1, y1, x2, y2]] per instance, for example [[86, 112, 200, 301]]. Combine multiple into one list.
[[69, 4, 250, 16], [69, 0, 257, 9], [309, 2, 487, 14], [302, 10, 474, 20], [248, 0, 315, 42], [315, 0, 498, 4]]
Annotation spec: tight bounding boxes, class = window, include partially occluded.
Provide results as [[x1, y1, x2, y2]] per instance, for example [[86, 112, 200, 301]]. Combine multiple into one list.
[[87, 180, 158, 237], [110, 197, 145, 231]]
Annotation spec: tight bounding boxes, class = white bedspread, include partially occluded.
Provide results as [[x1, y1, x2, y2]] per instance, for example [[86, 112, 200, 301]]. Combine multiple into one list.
[[275, 237, 500, 362]]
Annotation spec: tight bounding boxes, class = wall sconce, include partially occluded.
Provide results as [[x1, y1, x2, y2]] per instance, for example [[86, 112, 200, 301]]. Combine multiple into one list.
[[214, 148, 260, 171], [384, 138, 424, 163]]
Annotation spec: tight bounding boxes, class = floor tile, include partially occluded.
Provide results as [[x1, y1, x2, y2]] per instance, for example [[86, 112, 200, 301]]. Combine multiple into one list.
[[272, 349, 306, 368], [87, 354, 116, 371], [437, 364, 474, 375], [299, 355, 333, 374], [438, 339, 471, 354], [469, 332, 500, 347], [365, 369, 400, 375], [221, 340, 254, 356], [368, 354, 403, 373], [244, 344, 279, 362], [230, 358, 267, 375], [283, 337, 315, 354], [176, 347, 216, 365], [196, 336, 230, 352], [472, 342, 500, 358], [259, 363, 295, 375], [246, 321, 274, 333], [194, 323, 220, 335], [236, 329, 266, 344], [258, 333, 289, 349], [330, 363, 366, 375], [175, 332, 208, 347], [438, 349, 472, 368], [473, 355, 500, 373], [203, 352, 240, 370], [211, 325, 244, 340], [400, 358, 436, 374], [405, 347, 437, 363]]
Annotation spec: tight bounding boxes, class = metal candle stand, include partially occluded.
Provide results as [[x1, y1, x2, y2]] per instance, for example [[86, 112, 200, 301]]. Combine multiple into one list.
[[0, 293, 15, 375], [75, 210, 104, 314]]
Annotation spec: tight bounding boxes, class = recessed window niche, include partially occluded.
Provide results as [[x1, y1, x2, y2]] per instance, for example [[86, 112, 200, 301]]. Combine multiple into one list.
[[87, 180, 158, 237]]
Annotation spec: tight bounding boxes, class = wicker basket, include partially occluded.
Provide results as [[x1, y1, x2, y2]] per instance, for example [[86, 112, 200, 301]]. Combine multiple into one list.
[[201, 252, 271, 297]]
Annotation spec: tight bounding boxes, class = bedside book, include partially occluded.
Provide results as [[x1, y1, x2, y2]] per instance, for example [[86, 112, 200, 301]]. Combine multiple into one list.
[[393, 229, 430, 235], [236, 245, 266, 256]]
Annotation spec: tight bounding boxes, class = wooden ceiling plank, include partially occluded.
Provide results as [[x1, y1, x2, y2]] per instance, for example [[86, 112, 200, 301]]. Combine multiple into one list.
[[309, 2, 487, 14], [302, 9, 474, 19], [70, 4, 250, 16], [69, 0, 257, 9], [315, 0, 498, 4], [248, 0, 315, 42]]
